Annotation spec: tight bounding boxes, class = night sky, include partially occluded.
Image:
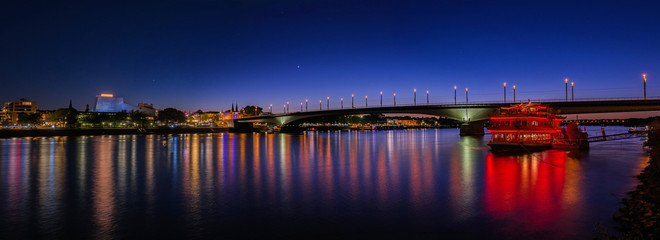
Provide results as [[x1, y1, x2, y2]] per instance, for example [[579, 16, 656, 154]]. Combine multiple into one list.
[[2, 0, 659, 112]]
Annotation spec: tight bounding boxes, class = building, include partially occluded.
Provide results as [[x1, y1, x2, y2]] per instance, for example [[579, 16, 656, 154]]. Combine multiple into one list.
[[93, 93, 133, 112], [2, 99, 38, 124], [137, 103, 157, 116], [93, 93, 156, 116]]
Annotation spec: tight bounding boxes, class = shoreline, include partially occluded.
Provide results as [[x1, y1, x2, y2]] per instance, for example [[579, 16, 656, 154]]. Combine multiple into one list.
[[0, 127, 229, 138]]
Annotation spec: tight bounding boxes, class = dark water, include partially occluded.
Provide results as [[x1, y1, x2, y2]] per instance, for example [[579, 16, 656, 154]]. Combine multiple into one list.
[[0, 127, 648, 239]]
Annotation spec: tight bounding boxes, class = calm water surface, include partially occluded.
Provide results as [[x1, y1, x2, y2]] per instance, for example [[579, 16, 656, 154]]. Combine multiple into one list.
[[0, 127, 648, 239]]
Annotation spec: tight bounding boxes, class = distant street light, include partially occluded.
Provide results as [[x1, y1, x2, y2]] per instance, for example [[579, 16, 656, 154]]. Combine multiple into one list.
[[426, 90, 429, 104], [319, 100, 322, 110], [300, 102, 303, 112], [503, 82, 507, 103], [393, 93, 396, 106], [414, 89, 417, 106], [286, 101, 289, 113], [305, 99, 308, 111], [341, 98, 344, 109], [365, 96, 368, 108], [454, 86, 457, 104], [269, 104, 272, 113], [565, 78, 568, 101], [643, 74, 647, 100], [283, 104, 286, 113], [380, 91, 383, 106], [327, 96, 330, 110]]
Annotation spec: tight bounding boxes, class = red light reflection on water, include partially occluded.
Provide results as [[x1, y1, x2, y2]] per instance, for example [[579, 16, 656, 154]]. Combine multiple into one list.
[[484, 150, 580, 236]]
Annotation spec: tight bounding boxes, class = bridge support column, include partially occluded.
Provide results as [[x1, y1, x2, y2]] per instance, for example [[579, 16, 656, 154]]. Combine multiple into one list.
[[228, 120, 259, 133], [459, 122, 485, 136]]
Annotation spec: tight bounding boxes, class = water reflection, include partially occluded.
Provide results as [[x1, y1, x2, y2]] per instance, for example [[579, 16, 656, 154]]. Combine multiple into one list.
[[0, 128, 647, 238]]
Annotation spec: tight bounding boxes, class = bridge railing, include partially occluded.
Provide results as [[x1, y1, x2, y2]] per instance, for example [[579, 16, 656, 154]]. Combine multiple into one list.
[[259, 96, 660, 116]]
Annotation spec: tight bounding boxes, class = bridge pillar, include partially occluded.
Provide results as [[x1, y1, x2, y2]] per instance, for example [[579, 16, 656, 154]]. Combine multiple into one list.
[[228, 120, 259, 133], [459, 122, 485, 136]]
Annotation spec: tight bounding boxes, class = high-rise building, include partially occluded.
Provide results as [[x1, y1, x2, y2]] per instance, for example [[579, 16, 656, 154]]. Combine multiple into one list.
[[2, 99, 38, 124]]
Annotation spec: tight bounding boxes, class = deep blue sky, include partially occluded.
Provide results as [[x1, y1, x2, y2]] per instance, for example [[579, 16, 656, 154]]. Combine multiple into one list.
[[2, 0, 659, 111]]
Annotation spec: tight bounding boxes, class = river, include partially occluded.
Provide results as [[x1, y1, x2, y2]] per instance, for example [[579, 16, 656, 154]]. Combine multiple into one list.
[[0, 126, 647, 239]]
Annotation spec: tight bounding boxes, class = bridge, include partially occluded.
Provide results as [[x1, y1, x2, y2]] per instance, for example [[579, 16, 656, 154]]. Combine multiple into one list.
[[230, 98, 660, 134]]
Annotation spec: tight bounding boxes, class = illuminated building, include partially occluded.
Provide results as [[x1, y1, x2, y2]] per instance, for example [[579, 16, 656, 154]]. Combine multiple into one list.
[[2, 98, 38, 124], [92, 93, 155, 116]]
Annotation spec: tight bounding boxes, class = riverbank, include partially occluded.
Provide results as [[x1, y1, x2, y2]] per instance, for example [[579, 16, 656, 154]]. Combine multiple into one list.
[[608, 129, 660, 238], [0, 127, 228, 138]]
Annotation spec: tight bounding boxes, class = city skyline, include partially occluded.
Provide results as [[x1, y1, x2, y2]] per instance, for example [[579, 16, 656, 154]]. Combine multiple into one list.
[[2, 1, 659, 111]]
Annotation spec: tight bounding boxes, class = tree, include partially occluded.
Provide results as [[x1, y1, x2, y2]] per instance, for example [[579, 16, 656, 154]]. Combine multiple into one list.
[[240, 105, 263, 117], [159, 108, 186, 123], [45, 109, 69, 123], [129, 111, 149, 127], [65, 108, 79, 128], [17, 113, 42, 125]]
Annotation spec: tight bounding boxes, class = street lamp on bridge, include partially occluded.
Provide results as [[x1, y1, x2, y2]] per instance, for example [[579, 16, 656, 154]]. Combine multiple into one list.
[[300, 102, 303, 112], [503, 82, 507, 103], [643, 74, 647, 100], [466, 88, 468, 104], [305, 99, 308, 111], [269, 104, 272, 113], [351, 94, 354, 108], [426, 90, 429, 104], [513, 85, 516, 103], [565, 78, 568, 101], [341, 98, 344, 109], [319, 100, 322, 111], [283, 104, 286, 113], [365, 95, 368, 108], [414, 89, 417, 106], [393, 93, 396, 106], [380, 91, 383, 106], [571, 82, 574, 101], [454, 86, 457, 104], [327, 96, 330, 110], [286, 101, 289, 113]]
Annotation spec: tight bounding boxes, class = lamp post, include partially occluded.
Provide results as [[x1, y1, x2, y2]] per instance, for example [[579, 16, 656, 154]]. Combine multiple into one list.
[[426, 90, 429, 104], [393, 93, 396, 106], [269, 104, 272, 113], [571, 82, 574, 101], [565, 78, 568, 101], [643, 74, 647, 100], [351, 94, 354, 108], [513, 85, 516, 103], [454, 86, 457, 104], [380, 91, 383, 106], [286, 101, 289, 113], [319, 100, 322, 110], [503, 82, 507, 103], [414, 89, 417, 106], [465, 88, 468, 104], [326, 97, 330, 110], [305, 99, 308, 111], [283, 105, 286, 113], [365, 96, 368, 108], [341, 98, 344, 109], [300, 102, 303, 112]]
